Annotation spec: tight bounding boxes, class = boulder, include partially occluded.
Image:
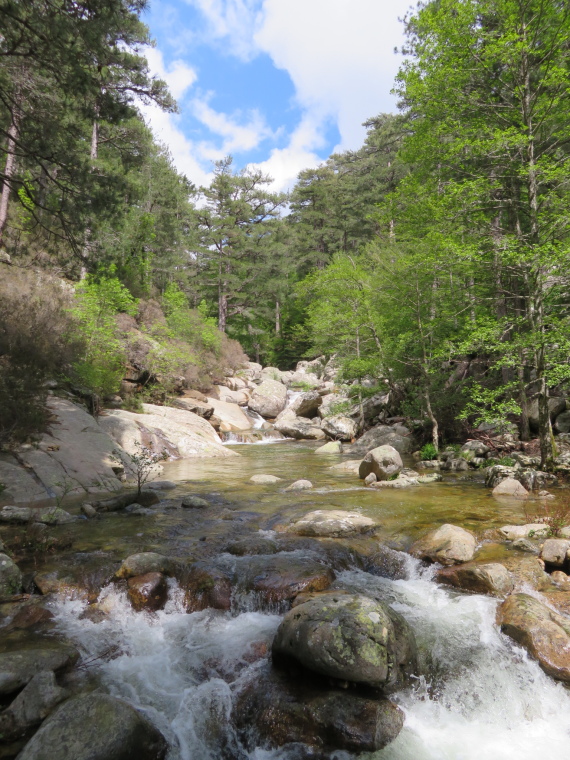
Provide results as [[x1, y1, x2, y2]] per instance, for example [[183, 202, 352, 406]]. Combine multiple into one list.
[[206, 396, 252, 431], [274, 410, 326, 440], [348, 425, 414, 457], [541, 538, 570, 567], [180, 495, 209, 508], [249, 474, 282, 484], [235, 555, 335, 607], [288, 371, 321, 389], [436, 562, 513, 596], [499, 524, 550, 541], [329, 459, 361, 475], [314, 441, 342, 455], [364, 473, 377, 486], [317, 393, 346, 419], [234, 665, 404, 754], [127, 572, 168, 612], [16, 693, 167, 760], [321, 414, 358, 441], [555, 410, 570, 434], [215, 385, 249, 405], [287, 390, 323, 418], [182, 562, 232, 612], [296, 357, 326, 377], [0, 506, 74, 525], [409, 524, 476, 565], [100, 403, 237, 459], [286, 510, 378, 538], [0, 397, 131, 503], [0, 671, 68, 741], [460, 440, 491, 458], [440, 457, 469, 472], [529, 396, 567, 431], [358, 445, 403, 481], [492, 478, 529, 499], [170, 397, 214, 419], [497, 593, 570, 681], [224, 537, 279, 556], [249, 378, 287, 419], [485, 465, 518, 488], [115, 552, 175, 579], [94, 489, 160, 511], [503, 555, 552, 592], [272, 592, 417, 690], [0, 646, 78, 696], [0, 553, 22, 597], [284, 479, 313, 491]]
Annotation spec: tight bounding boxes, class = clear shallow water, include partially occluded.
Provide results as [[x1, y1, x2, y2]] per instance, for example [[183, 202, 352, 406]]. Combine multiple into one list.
[[37, 440, 570, 758]]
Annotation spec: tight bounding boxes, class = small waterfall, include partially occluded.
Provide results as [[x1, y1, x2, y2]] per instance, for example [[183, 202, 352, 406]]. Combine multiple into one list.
[[245, 409, 266, 429], [50, 562, 570, 760]]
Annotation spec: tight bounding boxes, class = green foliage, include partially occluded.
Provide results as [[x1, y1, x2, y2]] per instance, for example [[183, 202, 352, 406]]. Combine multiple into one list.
[[70, 276, 137, 401], [420, 443, 438, 461]]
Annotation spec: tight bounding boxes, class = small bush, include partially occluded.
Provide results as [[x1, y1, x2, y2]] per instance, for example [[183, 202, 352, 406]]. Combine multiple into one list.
[[420, 443, 438, 461]]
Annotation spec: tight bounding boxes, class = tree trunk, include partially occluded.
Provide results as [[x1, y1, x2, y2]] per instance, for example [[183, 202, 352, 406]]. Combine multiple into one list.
[[0, 106, 22, 247], [218, 290, 227, 333], [518, 362, 530, 442], [275, 300, 280, 335]]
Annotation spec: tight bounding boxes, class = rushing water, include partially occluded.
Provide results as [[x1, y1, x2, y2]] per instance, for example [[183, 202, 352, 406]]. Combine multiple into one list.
[[18, 439, 570, 758]]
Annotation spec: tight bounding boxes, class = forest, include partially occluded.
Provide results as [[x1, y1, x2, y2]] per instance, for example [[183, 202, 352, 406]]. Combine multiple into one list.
[[2, 0, 570, 469]]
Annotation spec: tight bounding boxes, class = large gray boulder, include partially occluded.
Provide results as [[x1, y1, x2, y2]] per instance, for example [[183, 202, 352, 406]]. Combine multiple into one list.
[[492, 478, 529, 499], [348, 424, 414, 456], [529, 396, 566, 431], [497, 593, 570, 682], [272, 592, 417, 690], [286, 509, 378, 538], [16, 693, 167, 760], [0, 671, 68, 740], [274, 410, 326, 440], [409, 524, 476, 565], [0, 646, 78, 696], [358, 445, 403, 481], [287, 390, 322, 418], [248, 378, 287, 418], [288, 371, 321, 389], [115, 552, 175, 579], [436, 562, 513, 596], [321, 414, 358, 441], [555, 410, 570, 433]]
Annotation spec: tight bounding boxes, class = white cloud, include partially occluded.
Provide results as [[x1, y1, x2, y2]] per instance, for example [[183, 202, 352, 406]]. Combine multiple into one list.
[[143, 46, 197, 100], [255, 0, 409, 152], [184, 0, 262, 60], [191, 98, 274, 154]]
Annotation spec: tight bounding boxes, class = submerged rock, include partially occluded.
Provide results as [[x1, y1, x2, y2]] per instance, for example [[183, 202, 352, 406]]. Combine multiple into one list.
[[286, 509, 377, 538], [314, 441, 343, 455], [409, 524, 476, 565], [499, 524, 550, 540], [272, 592, 417, 690], [234, 665, 404, 754], [358, 445, 403, 481], [0, 506, 74, 525], [249, 474, 282, 484], [180, 495, 209, 508], [329, 459, 361, 474], [16, 693, 168, 760], [284, 479, 313, 491], [497, 593, 570, 682]]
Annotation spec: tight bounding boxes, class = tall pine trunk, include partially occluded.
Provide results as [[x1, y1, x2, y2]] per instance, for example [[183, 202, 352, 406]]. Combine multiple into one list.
[[0, 104, 21, 247]]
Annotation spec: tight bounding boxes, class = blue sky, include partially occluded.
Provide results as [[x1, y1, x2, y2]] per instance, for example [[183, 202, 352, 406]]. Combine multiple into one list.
[[141, 0, 413, 190]]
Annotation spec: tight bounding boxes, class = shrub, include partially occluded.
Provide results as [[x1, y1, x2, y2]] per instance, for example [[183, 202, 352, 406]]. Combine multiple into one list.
[[0, 269, 80, 444], [420, 442, 438, 460]]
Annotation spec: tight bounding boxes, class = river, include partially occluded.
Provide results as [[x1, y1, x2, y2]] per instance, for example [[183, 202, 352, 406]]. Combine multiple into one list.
[[12, 440, 570, 758]]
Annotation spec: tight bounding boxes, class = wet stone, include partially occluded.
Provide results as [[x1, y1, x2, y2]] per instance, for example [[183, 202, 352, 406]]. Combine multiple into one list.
[[16, 693, 168, 760], [127, 572, 168, 612], [436, 562, 513, 597], [181, 495, 210, 508], [234, 664, 404, 755], [0, 645, 78, 695], [115, 552, 175, 579]]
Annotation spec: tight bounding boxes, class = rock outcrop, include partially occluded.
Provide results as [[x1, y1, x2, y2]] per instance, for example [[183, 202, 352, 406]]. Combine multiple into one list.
[[409, 524, 476, 565]]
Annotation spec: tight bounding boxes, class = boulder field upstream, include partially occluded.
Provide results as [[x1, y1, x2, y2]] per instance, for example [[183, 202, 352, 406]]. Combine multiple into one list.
[[2, 438, 570, 759]]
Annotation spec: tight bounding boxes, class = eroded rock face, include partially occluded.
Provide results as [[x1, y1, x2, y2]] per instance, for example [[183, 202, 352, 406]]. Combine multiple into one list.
[[409, 524, 476, 565], [358, 445, 403, 481], [272, 592, 417, 690], [286, 510, 377, 538], [436, 562, 513, 596], [497, 593, 570, 681], [249, 379, 288, 419], [16, 693, 168, 760], [234, 665, 404, 755]]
